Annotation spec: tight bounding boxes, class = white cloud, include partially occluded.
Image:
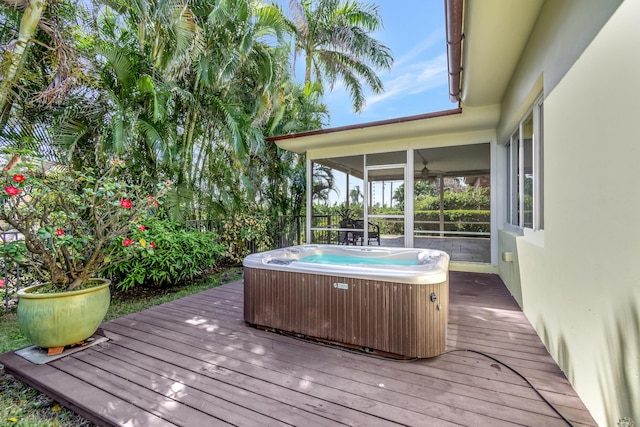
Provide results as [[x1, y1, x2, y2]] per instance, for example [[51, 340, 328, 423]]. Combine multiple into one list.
[[322, 29, 450, 123], [394, 30, 443, 68], [364, 53, 448, 108]]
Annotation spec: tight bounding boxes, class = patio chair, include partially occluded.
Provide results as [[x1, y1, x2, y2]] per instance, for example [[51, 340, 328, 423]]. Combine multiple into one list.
[[352, 220, 380, 246], [338, 219, 358, 245]]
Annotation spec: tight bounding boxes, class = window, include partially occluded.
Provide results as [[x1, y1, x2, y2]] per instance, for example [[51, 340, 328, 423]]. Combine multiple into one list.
[[506, 96, 544, 230]]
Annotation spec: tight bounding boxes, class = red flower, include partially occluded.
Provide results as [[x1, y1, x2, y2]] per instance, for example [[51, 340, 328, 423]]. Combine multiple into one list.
[[12, 174, 25, 183], [123, 238, 133, 247], [120, 199, 133, 209], [150, 242, 156, 249], [139, 225, 147, 231], [0, 279, 5, 288], [4, 186, 19, 196], [165, 181, 172, 186], [56, 229, 65, 236]]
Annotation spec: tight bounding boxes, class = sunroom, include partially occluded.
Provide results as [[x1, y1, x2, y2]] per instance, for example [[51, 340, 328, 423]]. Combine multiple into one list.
[[270, 105, 501, 270]]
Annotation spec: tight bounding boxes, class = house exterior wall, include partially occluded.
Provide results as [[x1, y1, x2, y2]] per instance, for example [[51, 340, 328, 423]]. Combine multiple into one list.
[[495, 0, 639, 424], [497, 0, 623, 140]]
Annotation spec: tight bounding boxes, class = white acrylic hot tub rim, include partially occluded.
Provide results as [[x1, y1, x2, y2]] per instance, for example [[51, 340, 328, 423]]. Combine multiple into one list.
[[242, 245, 449, 285]]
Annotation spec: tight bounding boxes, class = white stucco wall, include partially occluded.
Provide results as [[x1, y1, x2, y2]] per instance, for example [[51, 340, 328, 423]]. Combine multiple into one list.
[[497, 0, 623, 141], [497, 0, 640, 424]]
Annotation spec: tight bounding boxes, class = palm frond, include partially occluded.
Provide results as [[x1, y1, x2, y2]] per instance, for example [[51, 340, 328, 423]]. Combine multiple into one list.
[[163, 3, 204, 80], [95, 45, 136, 92], [138, 118, 163, 163], [253, 3, 288, 43]]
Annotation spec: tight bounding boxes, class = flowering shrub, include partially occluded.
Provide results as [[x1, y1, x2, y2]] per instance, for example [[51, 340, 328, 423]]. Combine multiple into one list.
[[102, 218, 226, 290], [0, 155, 168, 291], [218, 212, 272, 263]]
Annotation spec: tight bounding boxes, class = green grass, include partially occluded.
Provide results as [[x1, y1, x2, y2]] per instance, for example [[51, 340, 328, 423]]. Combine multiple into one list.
[[0, 314, 31, 355], [0, 267, 242, 426]]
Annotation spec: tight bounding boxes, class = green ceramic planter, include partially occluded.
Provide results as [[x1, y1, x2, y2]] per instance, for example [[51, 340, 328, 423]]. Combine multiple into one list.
[[17, 278, 111, 349]]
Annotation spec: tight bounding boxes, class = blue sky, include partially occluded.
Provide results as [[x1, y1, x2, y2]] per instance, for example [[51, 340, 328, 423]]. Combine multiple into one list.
[[305, 1, 456, 127], [274, 1, 455, 205]]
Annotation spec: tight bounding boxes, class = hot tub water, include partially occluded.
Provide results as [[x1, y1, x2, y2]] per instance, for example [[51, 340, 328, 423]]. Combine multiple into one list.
[[299, 253, 419, 266]]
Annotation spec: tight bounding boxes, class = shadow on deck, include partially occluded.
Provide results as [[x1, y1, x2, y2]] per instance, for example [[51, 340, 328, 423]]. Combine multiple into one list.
[[0, 272, 595, 426]]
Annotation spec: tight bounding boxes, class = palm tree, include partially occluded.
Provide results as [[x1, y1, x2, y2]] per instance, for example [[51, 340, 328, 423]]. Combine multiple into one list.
[[50, 0, 288, 220], [253, 77, 328, 220], [312, 163, 337, 204], [43, 1, 180, 177], [0, 0, 87, 166], [349, 185, 363, 204], [0, 0, 47, 115], [178, 0, 292, 219], [286, 0, 393, 113], [1, 0, 341, 225], [266, 77, 329, 137]]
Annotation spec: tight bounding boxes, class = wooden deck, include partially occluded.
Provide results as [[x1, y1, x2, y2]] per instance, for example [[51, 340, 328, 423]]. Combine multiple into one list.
[[0, 272, 596, 426]]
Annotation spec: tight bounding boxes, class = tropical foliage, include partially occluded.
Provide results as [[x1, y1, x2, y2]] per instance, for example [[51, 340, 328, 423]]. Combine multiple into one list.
[[0, 0, 391, 228], [217, 211, 272, 263], [0, 1, 394, 289], [102, 218, 226, 290]]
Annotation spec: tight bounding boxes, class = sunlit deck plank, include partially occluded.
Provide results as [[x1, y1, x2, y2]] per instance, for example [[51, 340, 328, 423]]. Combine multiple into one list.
[[0, 272, 596, 426]]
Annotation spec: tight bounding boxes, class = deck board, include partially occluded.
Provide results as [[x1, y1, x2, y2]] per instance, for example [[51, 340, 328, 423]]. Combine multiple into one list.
[[0, 271, 596, 426]]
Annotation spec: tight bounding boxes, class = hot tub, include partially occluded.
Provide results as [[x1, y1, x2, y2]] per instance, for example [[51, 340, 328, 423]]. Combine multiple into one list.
[[243, 245, 449, 358]]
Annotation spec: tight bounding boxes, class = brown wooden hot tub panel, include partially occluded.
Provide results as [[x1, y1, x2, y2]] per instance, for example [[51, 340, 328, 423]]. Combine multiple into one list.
[[244, 267, 448, 358]]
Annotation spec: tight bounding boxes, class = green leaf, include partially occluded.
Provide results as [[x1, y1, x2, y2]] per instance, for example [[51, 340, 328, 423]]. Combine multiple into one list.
[[138, 74, 154, 94], [37, 228, 51, 239]]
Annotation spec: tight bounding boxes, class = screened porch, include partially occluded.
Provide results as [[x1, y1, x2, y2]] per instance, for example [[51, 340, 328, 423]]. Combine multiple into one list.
[[308, 144, 491, 264]]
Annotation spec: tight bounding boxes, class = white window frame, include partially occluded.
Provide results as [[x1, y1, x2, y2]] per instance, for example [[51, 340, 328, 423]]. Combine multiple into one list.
[[506, 95, 544, 231]]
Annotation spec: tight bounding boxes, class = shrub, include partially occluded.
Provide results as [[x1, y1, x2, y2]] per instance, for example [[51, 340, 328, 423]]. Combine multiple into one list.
[[218, 212, 272, 263], [102, 218, 225, 291], [414, 210, 490, 233], [415, 187, 490, 211], [0, 155, 168, 291], [376, 210, 490, 235]]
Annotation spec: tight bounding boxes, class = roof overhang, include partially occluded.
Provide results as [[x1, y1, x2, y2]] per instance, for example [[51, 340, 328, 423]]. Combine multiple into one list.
[[445, 0, 464, 103], [458, 0, 544, 106], [270, 105, 499, 154]]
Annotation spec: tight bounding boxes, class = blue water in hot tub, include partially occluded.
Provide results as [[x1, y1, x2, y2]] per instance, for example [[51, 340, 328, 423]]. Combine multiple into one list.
[[299, 254, 418, 266]]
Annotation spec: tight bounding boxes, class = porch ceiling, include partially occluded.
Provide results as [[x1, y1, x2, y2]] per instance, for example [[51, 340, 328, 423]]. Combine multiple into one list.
[[318, 144, 490, 181], [460, 0, 544, 106]]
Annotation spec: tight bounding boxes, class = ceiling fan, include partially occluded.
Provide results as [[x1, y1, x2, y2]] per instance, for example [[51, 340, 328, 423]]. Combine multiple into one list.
[[417, 151, 444, 179], [420, 160, 431, 178]]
